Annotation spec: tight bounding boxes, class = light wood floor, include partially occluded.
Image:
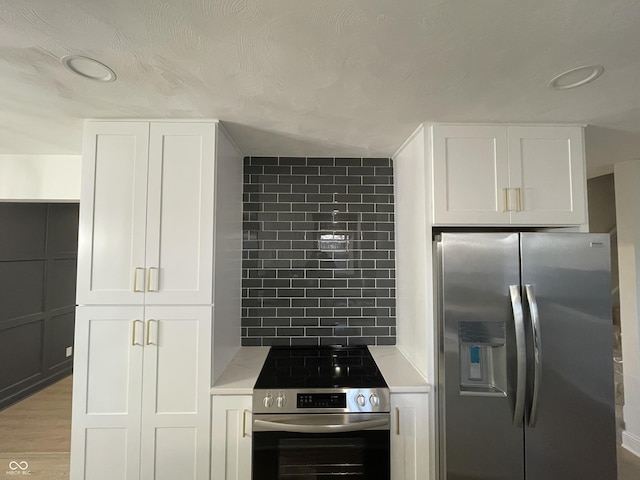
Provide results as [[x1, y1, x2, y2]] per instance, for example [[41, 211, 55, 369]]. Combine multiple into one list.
[[0, 375, 639, 479], [0, 376, 71, 479]]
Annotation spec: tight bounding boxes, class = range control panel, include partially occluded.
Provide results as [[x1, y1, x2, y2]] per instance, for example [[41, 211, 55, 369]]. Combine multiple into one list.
[[297, 393, 346, 409], [253, 388, 390, 414]]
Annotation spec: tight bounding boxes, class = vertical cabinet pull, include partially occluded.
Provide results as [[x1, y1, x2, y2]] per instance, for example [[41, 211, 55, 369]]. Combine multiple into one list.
[[147, 267, 160, 292], [133, 267, 145, 292], [146, 319, 157, 345], [242, 409, 250, 438], [395, 407, 400, 435], [502, 188, 510, 212], [515, 187, 522, 212], [132, 320, 143, 346]]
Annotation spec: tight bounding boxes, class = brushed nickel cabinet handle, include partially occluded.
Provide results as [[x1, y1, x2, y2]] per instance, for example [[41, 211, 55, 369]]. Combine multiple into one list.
[[516, 187, 522, 212], [395, 407, 400, 435]]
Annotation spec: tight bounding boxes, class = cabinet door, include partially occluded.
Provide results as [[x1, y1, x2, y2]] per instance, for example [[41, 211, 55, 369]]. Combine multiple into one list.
[[391, 393, 429, 480], [508, 126, 586, 225], [144, 123, 216, 305], [432, 125, 510, 224], [139, 306, 212, 480], [77, 122, 150, 305], [70, 306, 145, 480], [211, 395, 253, 480]]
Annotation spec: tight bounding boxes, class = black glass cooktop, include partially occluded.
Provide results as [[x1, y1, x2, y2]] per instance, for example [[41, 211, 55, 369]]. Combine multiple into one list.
[[254, 346, 388, 389]]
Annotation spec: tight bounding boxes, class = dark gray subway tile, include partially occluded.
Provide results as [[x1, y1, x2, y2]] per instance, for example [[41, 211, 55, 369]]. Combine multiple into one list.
[[362, 327, 390, 336], [264, 165, 292, 174], [307, 158, 334, 166], [292, 166, 319, 175], [263, 337, 291, 346], [306, 327, 334, 336], [291, 337, 320, 346], [242, 338, 262, 346], [292, 184, 320, 193], [363, 158, 391, 167], [264, 184, 292, 193], [263, 318, 293, 326], [242, 156, 396, 346], [335, 158, 361, 167], [279, 175, 307, 184], [277, 328, 304, 336], [292, 317, 320, 327], [250, 157, 279, 165], [279, 157, 306, 165]]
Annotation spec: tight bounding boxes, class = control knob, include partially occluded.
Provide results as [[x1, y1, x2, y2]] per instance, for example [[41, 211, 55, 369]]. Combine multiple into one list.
[[276, 393, 286, 408], [356, 393, 366, 407], [263, 394, 273, 408], [369, 393, 380, 407]]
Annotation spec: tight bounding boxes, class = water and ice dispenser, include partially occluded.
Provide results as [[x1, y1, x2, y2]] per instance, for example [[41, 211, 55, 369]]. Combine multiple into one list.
[[458, 321, 507, 396]]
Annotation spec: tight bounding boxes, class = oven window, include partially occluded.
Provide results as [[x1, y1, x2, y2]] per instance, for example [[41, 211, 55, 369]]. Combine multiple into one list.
[[279, 437, 364, 478], [253, 431, 390, 480]]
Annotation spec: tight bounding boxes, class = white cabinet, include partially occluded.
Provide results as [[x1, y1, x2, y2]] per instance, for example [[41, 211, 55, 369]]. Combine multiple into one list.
[[211, 395, 252, 480], [391, 393, 429, 480], [77, 121, 216, 305], [432, 125, 586, 226], [71, 306, 211, 480]]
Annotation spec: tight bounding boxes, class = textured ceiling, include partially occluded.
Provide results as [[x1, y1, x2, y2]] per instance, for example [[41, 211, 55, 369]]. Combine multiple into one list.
[[2, 0, 640, 172]]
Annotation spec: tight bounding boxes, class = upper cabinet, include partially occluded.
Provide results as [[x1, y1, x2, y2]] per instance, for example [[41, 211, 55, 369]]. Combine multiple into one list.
[[77, 121, 217, 305], [431, 125, 587, 226]]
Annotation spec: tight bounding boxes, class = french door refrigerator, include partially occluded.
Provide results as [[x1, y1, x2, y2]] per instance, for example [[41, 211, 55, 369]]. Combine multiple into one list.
[[436, 232, 617, 480]]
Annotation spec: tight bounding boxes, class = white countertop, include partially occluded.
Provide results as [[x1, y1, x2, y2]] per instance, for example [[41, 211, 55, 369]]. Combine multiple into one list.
[[210, 345, 430, 396], [369, 346, 431, 393], [210, 347, 269, 395]]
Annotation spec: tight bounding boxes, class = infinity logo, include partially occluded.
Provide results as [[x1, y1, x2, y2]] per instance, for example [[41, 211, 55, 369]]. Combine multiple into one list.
[[8, 461, 28, 471]]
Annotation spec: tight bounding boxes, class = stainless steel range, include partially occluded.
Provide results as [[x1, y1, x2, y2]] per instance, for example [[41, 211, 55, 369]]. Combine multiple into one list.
[[252, 346, 391, 479]]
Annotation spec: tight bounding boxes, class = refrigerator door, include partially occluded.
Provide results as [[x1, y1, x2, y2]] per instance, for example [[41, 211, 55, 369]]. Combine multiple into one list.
[[521, 233, 617, 480], [437, 233, 525, 480]]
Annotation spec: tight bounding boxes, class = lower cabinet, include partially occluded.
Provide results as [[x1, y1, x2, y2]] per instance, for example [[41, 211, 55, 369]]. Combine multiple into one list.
[[70, 305, 212, 480], [211, 395, 252, 480], [391, 393, 430, 480]]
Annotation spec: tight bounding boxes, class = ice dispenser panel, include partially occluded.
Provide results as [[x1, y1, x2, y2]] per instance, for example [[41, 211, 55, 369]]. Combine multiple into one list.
[[459, 321, 507, 396]]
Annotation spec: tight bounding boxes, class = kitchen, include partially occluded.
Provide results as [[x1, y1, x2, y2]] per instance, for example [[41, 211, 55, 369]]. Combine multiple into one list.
[[2, 1, 640, 480]]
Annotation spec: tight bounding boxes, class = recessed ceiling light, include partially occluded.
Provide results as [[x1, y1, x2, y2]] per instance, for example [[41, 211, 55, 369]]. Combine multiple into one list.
[[548, 65, 604, 90], [61, 55, 117, 82]]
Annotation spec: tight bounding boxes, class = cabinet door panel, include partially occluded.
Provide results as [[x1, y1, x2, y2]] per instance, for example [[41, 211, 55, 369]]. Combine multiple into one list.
[[83, 429, 131, 480], [77, 122, 149, 305], [508, 126, 586, 225], [153, 427, 198, 480], [391, 393, 429, 480], [140, 306, 212, 480], [432, 125, 510, 224], [70, 306, 144, 480], [145, 123, 216, 305], [211, 395, 253, 480]]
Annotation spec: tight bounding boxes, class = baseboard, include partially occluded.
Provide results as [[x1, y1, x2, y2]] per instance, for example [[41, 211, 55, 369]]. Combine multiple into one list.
[[622, 430, 640, 458], [0, 368, 72, 411]]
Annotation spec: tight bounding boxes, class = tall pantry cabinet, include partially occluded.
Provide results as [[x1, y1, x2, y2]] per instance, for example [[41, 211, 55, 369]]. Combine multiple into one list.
[[70, 121, 243, 480]]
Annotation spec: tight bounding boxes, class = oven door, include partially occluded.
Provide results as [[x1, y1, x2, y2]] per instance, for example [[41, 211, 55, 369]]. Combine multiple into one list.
[[252, 413, 390, 479]]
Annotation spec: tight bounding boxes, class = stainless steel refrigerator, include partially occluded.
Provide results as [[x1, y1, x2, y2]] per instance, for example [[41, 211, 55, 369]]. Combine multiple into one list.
[[436, 232, 617, 480]]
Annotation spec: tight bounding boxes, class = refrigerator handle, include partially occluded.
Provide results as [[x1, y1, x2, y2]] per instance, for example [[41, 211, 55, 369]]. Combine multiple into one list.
[[525, 284, 542, 427], [509, 285, 526, 428]]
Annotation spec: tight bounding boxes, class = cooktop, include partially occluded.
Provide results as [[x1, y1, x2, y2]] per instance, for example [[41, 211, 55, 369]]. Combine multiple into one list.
[[253, 346, 388, 390]]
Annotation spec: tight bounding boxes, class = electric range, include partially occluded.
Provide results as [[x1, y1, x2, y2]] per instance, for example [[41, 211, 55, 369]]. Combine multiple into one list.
[[252, 345, 390, 414]]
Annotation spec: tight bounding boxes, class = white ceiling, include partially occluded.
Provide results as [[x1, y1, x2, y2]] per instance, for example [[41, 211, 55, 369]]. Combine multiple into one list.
[[2, 0, 640, 174]]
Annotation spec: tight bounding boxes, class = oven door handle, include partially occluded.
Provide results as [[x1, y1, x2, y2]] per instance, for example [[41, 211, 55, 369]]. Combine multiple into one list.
[[253, 417, 389, 433]]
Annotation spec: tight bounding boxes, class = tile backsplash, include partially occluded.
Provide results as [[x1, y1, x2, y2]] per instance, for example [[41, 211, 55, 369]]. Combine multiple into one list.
[[241, 157, 396, 347]]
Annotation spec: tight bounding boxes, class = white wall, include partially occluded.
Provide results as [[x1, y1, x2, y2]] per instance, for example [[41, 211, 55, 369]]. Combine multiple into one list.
[[0, 154, 81, 202], [614, 160, 640, 456]]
